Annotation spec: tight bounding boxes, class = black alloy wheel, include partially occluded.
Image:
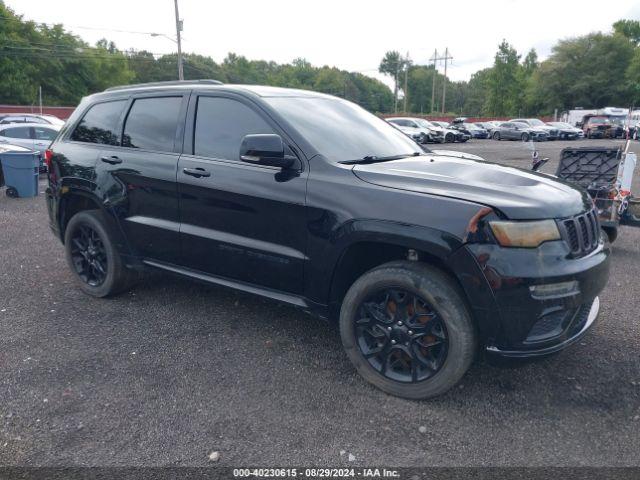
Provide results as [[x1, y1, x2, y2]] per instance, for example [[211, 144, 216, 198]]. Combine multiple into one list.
[[521, 133, 530, 142], [354, 288, 448, 383], [69, 224, 108, 287]]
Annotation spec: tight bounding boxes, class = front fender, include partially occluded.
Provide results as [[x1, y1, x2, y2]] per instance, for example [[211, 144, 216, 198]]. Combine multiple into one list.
[[307, 218, 463, 305]]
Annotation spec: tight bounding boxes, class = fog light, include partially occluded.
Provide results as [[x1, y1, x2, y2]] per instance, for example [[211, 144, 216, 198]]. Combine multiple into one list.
[[529, 281, 579, 299]]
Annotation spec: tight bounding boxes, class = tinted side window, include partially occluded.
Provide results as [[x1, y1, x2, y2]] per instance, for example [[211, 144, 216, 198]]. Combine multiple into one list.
[[34, 127, 57, 141], [122, 97, 182, 151], [71, 100, 126, 145], [3, 127, 31, 139], [194, 97, 275, 160]]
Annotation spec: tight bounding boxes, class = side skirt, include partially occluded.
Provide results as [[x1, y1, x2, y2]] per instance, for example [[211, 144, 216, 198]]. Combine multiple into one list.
[[142, 259, 329, 319]]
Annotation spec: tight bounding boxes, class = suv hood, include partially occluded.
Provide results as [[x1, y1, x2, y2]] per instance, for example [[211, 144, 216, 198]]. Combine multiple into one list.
[[352, 154, 592, 219]]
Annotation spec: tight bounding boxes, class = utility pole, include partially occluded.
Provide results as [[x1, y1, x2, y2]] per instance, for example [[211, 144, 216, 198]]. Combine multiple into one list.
[[38, 86, 43, 115], [394, 60, 399, 113], [174, 0, 184, 80], [403, 51, 410, 113], [441, 47, 453, 114], [429, 49, 438, 114]]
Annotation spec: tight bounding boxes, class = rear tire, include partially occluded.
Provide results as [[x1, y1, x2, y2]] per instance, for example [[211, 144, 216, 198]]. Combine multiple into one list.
[[64, 210, 138, 297], [339, 261, 477, 399]]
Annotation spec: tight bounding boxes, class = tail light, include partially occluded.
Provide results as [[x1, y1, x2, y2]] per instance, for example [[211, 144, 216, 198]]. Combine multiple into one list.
[[44, 149, 53, 169]]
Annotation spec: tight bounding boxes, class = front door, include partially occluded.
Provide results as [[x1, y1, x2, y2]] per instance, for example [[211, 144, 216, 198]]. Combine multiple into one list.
[[177, 94, 308, 294]]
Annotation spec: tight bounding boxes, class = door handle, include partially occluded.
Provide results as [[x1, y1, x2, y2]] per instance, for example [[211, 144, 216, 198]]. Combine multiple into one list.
[[183, 167, 210, 178], [101, 155, 122, 165]]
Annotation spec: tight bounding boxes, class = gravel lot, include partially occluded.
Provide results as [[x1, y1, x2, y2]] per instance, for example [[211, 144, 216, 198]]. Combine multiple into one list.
[[1, 139, 639, 467]]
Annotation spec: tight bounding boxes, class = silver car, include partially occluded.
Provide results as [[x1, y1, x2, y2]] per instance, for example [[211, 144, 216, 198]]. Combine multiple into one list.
[[0, 113, 65, 127], [0, 123, 61, 158]]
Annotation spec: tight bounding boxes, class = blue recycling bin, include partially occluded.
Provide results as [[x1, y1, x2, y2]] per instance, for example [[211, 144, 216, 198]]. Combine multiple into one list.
[[0, 145, 40, 198]]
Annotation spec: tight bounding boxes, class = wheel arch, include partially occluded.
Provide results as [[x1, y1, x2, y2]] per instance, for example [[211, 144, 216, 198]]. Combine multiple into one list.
[[57, 187, 133, 259], [323, 222, 465, 320]]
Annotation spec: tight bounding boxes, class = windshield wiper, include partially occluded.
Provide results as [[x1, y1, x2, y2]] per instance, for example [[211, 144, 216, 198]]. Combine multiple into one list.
[[339, 151, 422, 165]]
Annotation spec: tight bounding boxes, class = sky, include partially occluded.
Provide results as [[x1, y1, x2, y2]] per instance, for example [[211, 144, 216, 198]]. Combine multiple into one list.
[[5, 0, 640, 86]]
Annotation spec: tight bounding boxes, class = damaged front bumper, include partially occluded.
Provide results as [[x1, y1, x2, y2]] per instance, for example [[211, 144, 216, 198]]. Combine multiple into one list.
[[462, 236, 610, 357]]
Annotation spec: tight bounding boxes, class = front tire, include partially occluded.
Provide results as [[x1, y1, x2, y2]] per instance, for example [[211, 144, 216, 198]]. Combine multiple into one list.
[[445, 133, 454, 143], [339, 261, 477, 399], [521, 133, 530, 142], [493, 132, 501, 140], [64, 210, 137, 297], [603, 226, 618, 243]]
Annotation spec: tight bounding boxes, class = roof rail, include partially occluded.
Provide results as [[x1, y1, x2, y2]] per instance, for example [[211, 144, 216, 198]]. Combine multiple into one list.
[[105, 79, 223, 92]]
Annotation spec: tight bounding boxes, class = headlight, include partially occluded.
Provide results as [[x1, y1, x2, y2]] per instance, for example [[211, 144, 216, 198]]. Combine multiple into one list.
[[489, 220, 560, 248]]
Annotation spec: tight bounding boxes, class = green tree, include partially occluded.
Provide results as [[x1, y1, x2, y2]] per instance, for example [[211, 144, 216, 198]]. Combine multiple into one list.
[[484, 40, 522, 116], [528, 32, 635, 112], [613, 19, 640, 45], [379, 50, 405, 111]]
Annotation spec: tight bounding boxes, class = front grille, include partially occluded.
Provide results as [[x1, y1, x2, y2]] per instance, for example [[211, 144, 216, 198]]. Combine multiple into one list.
[[549, 129, 558, 136], [557, 209, 600, 257]]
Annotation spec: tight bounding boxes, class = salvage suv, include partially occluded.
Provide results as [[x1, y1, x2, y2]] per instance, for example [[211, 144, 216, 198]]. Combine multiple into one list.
[[45, 80, 610, 399]]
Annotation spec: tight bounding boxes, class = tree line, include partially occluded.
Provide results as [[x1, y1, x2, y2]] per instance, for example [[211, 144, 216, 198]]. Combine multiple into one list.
[[1, 1, 639, 117], [381, 19, 640, 116]]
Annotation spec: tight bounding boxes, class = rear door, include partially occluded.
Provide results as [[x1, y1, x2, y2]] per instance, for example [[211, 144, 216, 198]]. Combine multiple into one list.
[[502, 123, 516, 139], [176, 93, 308, 294], [95, 93, 188, 263]]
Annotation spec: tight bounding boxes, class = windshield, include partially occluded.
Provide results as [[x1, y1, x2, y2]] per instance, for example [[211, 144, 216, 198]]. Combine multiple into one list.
[[266, 97, 419, 162], [415, 119, 436, 129], [528, 119, 545, 126], [464, 123, 479, 130], [589, 117, 610, 123]]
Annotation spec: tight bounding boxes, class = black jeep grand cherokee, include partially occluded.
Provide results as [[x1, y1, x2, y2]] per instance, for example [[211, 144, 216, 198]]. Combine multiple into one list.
[[45, 80, 610, 399]]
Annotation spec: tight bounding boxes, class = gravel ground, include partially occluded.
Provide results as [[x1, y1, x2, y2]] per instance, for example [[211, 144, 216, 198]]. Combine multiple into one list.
[[0, 139, 639, 467]]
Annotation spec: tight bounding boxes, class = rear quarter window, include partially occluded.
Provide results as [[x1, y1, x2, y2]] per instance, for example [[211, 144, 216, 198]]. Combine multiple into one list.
[[70, 100, 126, 145]]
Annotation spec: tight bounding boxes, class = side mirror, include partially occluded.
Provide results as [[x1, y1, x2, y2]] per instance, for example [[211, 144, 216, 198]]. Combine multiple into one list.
[[240, 134, 296, 169]]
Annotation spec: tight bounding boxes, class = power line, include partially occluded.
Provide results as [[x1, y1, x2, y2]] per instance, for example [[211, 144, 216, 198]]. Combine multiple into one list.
[[0, 13, 172, 37]]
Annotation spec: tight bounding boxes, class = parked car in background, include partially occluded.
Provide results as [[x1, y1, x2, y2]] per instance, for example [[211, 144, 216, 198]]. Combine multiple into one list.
[[0, 113, 65, 126], [510, 118, 559, 140], [386, 119, 429, 144], [431, 121, 450, 129], [546, 122, 584, 140], [0, 123, 61, 170], [475, 121, 502, 137], [390, 117, 469, 143], [387, 117, 438, 144], [463, 123, 489, 139], [492, 121, 548, 141], [608, 116, 628, 139], [425, 120, 469, 142], [581, 115, 615, 139]]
